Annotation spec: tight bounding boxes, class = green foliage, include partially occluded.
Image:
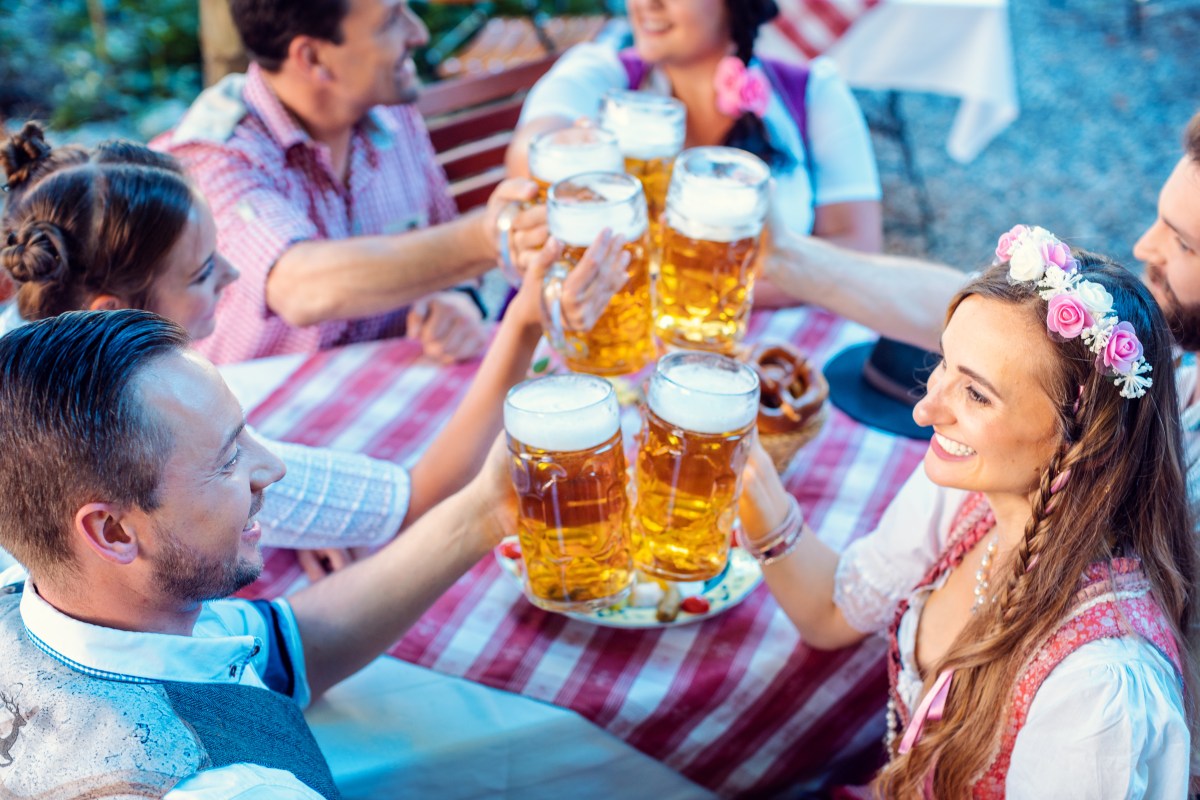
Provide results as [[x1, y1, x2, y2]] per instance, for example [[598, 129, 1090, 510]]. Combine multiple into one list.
[[1, 0, 199, 128]]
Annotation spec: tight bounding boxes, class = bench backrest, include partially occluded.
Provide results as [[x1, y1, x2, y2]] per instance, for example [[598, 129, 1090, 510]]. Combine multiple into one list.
[[416, 54, 558, 213]]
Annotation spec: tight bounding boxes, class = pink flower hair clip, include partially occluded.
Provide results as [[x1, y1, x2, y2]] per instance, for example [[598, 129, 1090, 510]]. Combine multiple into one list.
[[996, 224, 1152, 399], [714, 56, 769, 119]]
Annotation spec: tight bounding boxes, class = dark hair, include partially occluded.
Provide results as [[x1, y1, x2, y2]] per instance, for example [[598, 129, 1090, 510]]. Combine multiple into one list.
[[0, 310, 189, 580], [0, 123, 194, 323], [1186, 109, 1200, 164], [231, 0, 348, 72], [721, 0, 789, 169], [877, 252, 1197, 796]]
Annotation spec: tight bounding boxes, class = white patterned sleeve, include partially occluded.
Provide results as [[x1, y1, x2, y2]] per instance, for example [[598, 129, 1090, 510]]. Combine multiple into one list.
[[832, 466, 966, 634], [254, 430, 411, 550]]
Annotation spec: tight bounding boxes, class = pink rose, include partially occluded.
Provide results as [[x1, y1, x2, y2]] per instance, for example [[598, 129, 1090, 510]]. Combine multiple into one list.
[[1046, 294, 1093, 339], [714, 56, 745, 117], [740, 66, 770, 118], [995, 224, 1029, 261], [1039, 240, 1078, 274], [1102, 321, 1144, 375]]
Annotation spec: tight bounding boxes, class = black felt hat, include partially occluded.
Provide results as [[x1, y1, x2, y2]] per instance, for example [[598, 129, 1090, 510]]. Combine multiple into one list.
[[824, 337, 938, 440]]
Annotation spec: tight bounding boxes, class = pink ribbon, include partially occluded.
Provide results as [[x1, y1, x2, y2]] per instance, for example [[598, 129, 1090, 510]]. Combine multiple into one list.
[[714, 56, 770, 118], [898, 668, 954, 754]]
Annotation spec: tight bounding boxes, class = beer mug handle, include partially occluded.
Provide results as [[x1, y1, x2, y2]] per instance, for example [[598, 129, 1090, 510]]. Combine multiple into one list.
[[494, 201, 523, 286], [541, 259, 576, 358]]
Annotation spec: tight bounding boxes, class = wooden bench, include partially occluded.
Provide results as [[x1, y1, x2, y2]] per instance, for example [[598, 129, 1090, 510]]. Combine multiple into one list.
[[416, 54, 559, 213]]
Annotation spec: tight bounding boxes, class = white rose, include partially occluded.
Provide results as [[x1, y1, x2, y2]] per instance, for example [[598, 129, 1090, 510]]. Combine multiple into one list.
[[1074, 280, 1114, 316], [1008, 242, 1046, 282]]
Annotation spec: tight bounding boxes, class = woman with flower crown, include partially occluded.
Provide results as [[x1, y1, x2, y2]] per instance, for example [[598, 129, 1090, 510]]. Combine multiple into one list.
[[506, 0, 882, 271], [736, 226, 1197, 796]]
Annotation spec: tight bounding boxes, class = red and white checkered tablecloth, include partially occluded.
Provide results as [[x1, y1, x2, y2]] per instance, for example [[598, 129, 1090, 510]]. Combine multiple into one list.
[[770, 0, 882, 59], [243, 307, 926, 797]]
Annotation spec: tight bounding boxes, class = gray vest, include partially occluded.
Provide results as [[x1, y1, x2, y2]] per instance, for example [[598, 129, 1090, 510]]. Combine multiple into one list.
[[0, 583, 341, 798]]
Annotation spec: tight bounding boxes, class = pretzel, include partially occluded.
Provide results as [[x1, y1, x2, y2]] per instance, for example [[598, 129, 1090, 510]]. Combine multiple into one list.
[[749, 342, 828, 435]]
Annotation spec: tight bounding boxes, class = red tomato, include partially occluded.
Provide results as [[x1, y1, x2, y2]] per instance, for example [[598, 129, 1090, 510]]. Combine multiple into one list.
[[680, 596, 711, 614], [499, 541, 522, 560]]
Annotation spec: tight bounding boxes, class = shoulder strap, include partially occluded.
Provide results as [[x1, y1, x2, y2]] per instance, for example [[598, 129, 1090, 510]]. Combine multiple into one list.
[[617, 48, 649, 90], [758, 58, 811, 158]]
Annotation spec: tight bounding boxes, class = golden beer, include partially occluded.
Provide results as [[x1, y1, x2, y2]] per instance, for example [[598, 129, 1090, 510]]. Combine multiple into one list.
[[546, 172, 654, 376], [504, 375, 633, 612], [600, 91, 686, 265], [654, 147, 770, 353], [632, 352, 760, 581], [529, 127, 624, 202]]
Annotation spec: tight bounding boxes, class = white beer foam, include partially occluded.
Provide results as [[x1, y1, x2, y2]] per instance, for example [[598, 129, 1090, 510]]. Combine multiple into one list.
[[551, 203, 647, 246], [505, 375, 620, 451], [649, 361, 759, 434], [603, 114, 683, 160], [531, 143, 624, 185]]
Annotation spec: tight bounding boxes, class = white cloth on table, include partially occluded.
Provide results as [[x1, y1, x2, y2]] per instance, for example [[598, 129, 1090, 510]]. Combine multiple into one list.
[[516, 43, 881, 235], [3, 563, 320, 799], [832, 468, 1190, 797]]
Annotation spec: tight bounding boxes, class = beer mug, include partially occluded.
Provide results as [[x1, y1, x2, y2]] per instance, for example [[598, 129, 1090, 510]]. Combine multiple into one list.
[[544, 171, 654, 376], [528, 127, 624, 202], [504, 375, 634, 612], [632, 351, 760, 581], [599, 90, 686, 244], [655, 147, 771, 354]]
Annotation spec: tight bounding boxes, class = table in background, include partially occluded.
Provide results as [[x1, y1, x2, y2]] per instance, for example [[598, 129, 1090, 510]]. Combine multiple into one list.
[[760, 0, 1020, 163], [223, 307, 927, 798]]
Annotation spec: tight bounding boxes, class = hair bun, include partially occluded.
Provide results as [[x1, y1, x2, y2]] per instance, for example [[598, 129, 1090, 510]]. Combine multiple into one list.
[[1, 122, 53, 193], [1, 220, 68, 284]]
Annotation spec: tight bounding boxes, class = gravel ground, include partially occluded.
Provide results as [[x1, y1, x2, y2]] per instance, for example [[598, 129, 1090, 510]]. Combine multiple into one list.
[[870, 0, 1200, 272]]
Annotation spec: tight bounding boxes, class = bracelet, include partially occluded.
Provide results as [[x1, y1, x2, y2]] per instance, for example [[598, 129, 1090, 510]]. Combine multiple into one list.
[[737, 495, 805, 566]]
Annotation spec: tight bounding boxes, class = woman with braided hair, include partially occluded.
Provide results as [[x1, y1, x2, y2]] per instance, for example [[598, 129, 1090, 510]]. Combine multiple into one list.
[[736, 227, 1196, 795], [508, 0, 882, 286]]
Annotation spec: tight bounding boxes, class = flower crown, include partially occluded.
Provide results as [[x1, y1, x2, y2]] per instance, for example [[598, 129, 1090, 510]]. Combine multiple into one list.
[[995, 225, 1152, 400]]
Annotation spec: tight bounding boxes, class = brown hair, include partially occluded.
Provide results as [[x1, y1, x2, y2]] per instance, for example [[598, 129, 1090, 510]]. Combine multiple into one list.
[[0, 310, 188, 581], [0, 123, 194, 322], [875, 253, 1197, 796]]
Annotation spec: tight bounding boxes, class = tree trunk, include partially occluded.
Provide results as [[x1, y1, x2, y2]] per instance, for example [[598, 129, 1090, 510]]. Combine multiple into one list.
[[199, 0, 248, 86]]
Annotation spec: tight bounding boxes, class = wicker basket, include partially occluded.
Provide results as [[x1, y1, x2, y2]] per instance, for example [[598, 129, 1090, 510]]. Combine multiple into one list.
[[759, 402, 829, 474]]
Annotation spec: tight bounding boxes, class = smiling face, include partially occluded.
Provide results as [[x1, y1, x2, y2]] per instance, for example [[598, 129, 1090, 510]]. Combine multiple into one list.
[[1133, 156, 1200, 352], [627, 0, 732, 66], [913, 295, 1062, 506], [132, 351, 285, 604], [317, 0, 428, 111], [146, 192, 238, 341]]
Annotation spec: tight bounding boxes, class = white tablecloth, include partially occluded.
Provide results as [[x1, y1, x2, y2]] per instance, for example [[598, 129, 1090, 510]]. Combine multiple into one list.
[[760, 0, 1019, 163], [217, 359, 713, 800]]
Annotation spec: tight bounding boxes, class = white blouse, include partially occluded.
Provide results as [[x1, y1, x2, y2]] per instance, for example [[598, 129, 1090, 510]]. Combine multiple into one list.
[[833, 467, 1190, 797], [517, 43, 881, 236]]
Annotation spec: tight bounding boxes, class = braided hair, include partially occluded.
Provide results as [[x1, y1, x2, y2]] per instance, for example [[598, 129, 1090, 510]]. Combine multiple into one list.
[[721, 0, 790, 168], [876, 253, 1197, 797]]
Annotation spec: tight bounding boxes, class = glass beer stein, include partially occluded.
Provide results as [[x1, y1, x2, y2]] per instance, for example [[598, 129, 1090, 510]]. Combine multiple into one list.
[[654, 146, 771, 354], [544, 171, 655, 376], [528, 127, 624, 202], [632, 351, 760, 581], [599, 90, 686, 251], [504, 375, 634, 612]]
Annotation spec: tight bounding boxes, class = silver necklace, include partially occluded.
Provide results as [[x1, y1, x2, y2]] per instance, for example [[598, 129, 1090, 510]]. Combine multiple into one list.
[[971, 532, 1000, 614]]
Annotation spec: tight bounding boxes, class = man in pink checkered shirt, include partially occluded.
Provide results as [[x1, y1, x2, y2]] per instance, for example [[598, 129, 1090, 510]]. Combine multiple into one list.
[[156, 0, 546, 365]]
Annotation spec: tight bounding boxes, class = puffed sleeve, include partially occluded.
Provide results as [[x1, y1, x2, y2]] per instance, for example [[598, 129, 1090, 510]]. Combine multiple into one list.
[[832, 465, 967, 634], [256, 429, 411, 550], [517, 43, 627, 125], [803, 57, 881, 207], [1007, 637, 1189, 798]]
